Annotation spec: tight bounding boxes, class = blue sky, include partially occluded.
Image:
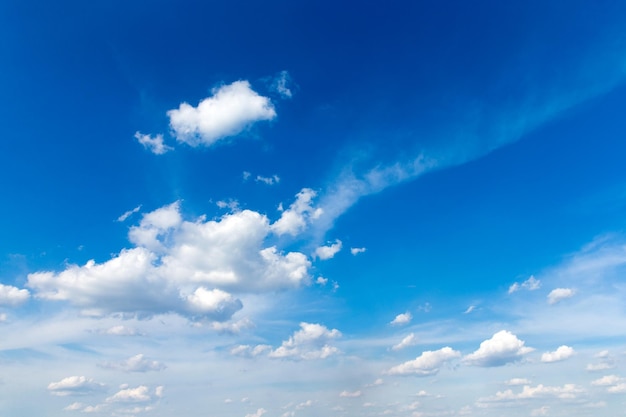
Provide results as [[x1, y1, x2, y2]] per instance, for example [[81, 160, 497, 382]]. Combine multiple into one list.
[[2, 1, 626, 416]]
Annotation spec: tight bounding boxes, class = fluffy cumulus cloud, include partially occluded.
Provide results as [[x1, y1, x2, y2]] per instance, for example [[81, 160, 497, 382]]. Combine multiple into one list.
[[314, 239, 342, 260], [269, 322, 342, 360], [134, 132, 173, 155], [386, 347, 461, 376], [47, 376, 106, 396], [0, 283, 30, 306], [27, 192, 314, 320], [167, 81, 276, 147], [541, 345, 575, 363], [390, 312, 412, 326], [271, 188, 323, 236], [245, 408, 267, 417], [350, 247, 366, 255], [106, 385, 153, 403], [463, 330, 534, 367], [547, 288, 575, 305], [100, 354, 166, 372], [508, 276, 541, 294]]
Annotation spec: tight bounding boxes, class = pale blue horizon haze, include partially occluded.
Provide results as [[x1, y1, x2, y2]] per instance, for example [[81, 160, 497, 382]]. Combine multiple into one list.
[[2, 1, 626, 416]]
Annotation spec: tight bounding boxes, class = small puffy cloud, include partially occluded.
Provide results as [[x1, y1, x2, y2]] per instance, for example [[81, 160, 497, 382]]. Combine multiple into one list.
[[314, 239, 342, 260], [541, 345, 575, 363], [117, 205, 142, 222], [463, 330, 534, 367], [508, 276, 541, 294], [506, 378, 532, 386], [106, 385, 151, 403], [100, 354, 166, 372], [350, 247, 366, 255], [591, 375, 623, 386], [64, 402, 85, 411], [315, 276, 328, 286], [245, 408, 267, 417], [185, 287, 243, 321], [0, 283, 30, 306], [269, 322, 341, 360], [47, 376, 106, 397], [391, 333, 418, 351], [255, 174, 280, 185], [386, 347, 461, 376], [103, 325, 140, 336], [134, 132, 172, 155], [168, 80, 276, 147], [547, 288, 575, 305], [390, 312, 412, 326], [271, 188, 323, 236], [339, 390, 362, 398], [270, 70, 294, 99]]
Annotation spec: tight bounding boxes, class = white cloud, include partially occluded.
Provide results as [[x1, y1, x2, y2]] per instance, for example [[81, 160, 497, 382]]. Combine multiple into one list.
[[117, 205, 142, 222], [390, 312, 412, 326], [269, 322, 341, 360], [350, 247, 366, 255], [463, 305, 475, 314], [27, 194, 313, 319], [0, 283, 29, 306], [339, 390, 361, 398], [608, 383, 626, 393], [230, 344, 271, 358], [386, 347, 461, 376], [506, 378, 532, 386], [63, 402, 85, 411], [167, 80, 276, 147], [245, 408, 267, 417], [547, 288, 575, 305], [541, 345, 574, 363], [591, 375, 623, 386], [134, 132, 173, 155], [47, 376, 106, 397], [271, 70, 294, 99], [508, 275, 541, 294], [314, 239, 342, 260], [255, 174, 280, 185], [103, 325, 140, 336], [463, 330, 534, 367], [391, 333, 418, 351], [271, 188, 323, 236], [477, 383, 585, 404], [315, 276, 328, 286], [100, 354, 166, 372], [586, 362, 616, 372], [106, 385, 151, 403]]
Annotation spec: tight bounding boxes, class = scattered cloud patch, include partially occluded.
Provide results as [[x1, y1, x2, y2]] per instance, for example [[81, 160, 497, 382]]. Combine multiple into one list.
[[269, 322, 341, 360], [477, 383, 584, 404], [0, 283, 29, 306], [463, 331, 534, 367], [391, 333, 418, 351], [386, 347, 461, 376], [100, 354, 166, 372], [230, 344, 272, 358], [134, 132, 172, 155], [339, 390, 362, 398], [506, 378, 532, 386], [271, 70, 294, 99], [547, 288, 575, 305], [350, 247, 366, 255], [117, 205, 142, 222], [167, 81, 276, 147], [245, 408, 267, 417], [47, 376, 106, 397], [390, 312, 412, 326], [255, 174, 280, 185], [106, 385, 153, 403], [541, 345, 574, 363], [314, 239, 342, 260], [508, 276, 541, 294], [591, 375, 623, 386]]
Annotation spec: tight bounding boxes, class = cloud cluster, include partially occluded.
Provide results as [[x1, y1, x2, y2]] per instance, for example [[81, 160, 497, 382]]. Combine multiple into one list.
[[477, 383, 584, 404], [314, 239, 342, 260], [168, 81, 276, 147], [541, 345, 574, 363], [100, 354, 166, 372], [47, 376, 106, 397], [272, 188, 323, 236], [508, 276, 541, 294], [27, 192, 318, 320]]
